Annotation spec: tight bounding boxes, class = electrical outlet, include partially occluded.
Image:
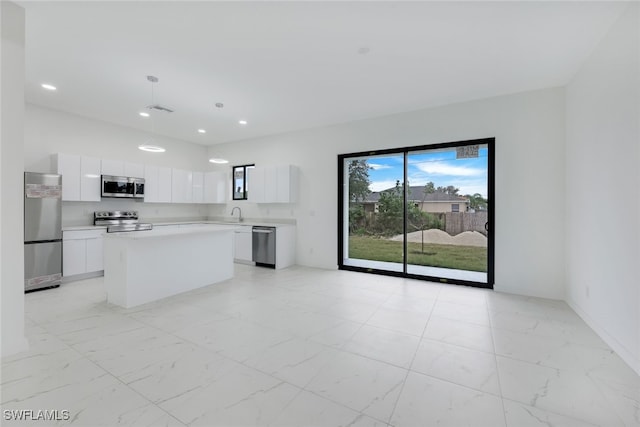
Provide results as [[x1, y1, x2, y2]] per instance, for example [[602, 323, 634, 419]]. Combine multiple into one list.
[[309, 247, 314, 254]]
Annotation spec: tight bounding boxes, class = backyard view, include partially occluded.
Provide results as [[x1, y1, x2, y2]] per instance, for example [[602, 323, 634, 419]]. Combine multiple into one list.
[[344, 145, 489, 275]]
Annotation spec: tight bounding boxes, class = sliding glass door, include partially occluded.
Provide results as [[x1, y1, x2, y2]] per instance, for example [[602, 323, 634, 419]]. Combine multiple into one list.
[[338, 138, 494, 288], [341, 152, 406, 273]]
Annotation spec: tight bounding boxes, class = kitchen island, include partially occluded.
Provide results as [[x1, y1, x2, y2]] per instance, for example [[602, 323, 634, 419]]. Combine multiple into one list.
[[103, 224, 238, 308]]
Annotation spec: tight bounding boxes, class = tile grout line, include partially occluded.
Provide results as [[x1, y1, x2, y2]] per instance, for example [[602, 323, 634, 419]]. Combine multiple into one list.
[[384, 280, 444, 426], [487, 292, 510, 427], [60, 337, 188, 427]]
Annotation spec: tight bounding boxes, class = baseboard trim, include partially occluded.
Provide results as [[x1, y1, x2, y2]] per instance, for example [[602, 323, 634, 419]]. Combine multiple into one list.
[[567, 298, 640, 376], [61, 270, 103, 284]]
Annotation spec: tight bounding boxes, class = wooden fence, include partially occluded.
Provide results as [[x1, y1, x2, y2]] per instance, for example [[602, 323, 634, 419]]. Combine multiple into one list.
[[439, 211, 488, 236]]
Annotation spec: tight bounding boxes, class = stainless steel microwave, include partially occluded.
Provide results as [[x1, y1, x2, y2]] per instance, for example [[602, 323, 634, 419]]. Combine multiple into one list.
[[101, 175, 145, 199]]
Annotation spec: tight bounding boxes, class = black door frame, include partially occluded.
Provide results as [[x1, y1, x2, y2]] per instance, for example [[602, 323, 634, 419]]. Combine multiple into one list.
[[337, 137, 495, 289]]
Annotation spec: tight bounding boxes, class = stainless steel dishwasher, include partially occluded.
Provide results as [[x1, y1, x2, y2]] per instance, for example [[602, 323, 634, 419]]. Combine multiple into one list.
[[252, 226, 276, 268]]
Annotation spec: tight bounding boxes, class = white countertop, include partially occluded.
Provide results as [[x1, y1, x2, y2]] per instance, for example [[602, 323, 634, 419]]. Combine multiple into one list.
[[63, 225, 108, 231], [63, 220, 295, 231], [103, 224, 240, 240]]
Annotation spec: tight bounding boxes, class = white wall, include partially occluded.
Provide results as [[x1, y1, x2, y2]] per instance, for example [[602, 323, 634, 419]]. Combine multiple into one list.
[[25, 104, 212, 225], [209, 87, 567, 299], [566, 3, 640, 374], [1, 1, 28, 357]]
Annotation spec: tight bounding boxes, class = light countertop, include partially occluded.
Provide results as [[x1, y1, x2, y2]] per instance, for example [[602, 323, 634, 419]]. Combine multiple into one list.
[[103, 224, 240, 240], [63, 220, 295, 231]]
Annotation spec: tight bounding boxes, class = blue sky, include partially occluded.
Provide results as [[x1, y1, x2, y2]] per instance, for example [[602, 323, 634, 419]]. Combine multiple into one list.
[[365, 147, 488, 198]]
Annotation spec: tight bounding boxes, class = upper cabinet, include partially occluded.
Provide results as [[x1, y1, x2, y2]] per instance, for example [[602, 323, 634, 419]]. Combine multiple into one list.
[[100, 158, 124, 176], [171, 168, 193, 203], [55, 153, 101, 201], [275, 165, 298, 203], [192, 171, 204, 204], [204, 171, 228, 203], [124, 162, 144, 178], [101, 159, 144, 178], [248, 164, 298, 203], [80, 156, 101, 201], [54, 153, 229, 205], [144, 165, 173, 203]]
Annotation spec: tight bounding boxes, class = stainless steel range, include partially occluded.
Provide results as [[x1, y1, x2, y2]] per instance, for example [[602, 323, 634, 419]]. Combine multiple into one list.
[[94, 211, 153, 233]]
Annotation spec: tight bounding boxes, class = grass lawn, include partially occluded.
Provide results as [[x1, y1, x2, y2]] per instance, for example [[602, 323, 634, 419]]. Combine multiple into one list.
[[348, 235, 487, 272]]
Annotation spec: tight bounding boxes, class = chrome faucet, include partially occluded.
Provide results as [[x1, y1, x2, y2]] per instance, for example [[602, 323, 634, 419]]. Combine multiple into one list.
[[230, 206, 243, 222]]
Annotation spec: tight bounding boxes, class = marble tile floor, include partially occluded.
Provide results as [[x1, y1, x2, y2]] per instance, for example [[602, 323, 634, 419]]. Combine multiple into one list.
[[2, 264, 638, 427]]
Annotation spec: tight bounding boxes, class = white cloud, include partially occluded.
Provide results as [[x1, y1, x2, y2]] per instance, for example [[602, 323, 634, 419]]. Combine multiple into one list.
[[414, 161, 484, 177], [369, 180, 399, 192], [368, 163, 392, 170]]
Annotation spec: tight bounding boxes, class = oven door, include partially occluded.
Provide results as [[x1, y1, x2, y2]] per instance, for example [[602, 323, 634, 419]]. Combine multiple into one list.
[[102, 175, 135, 198]]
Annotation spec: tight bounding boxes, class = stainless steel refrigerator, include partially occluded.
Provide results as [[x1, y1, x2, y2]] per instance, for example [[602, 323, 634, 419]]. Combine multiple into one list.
[[24, 172, 62, 292]]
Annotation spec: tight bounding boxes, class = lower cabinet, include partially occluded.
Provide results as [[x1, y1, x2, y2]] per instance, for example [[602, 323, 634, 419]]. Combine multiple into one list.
[[63, 229, 104, 278], [234, 226, 254, 264], [85, 236, 104, 273], [62, 238, 86, 276]]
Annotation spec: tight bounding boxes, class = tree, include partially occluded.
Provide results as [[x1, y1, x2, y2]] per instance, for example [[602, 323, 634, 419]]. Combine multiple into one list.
[[424, 181, 435, 195], [410, 181, 442, 252], [376, 180, 404, 236], [372, 180, 443, 238], [436, 185, 459, 195], [466, 193, 487, 211], [348, 160, 371, 233], [348, 160, 371, 202]]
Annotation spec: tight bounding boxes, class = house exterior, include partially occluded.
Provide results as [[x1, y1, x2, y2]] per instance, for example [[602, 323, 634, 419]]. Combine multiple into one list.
[[363, 186, 470, 214]]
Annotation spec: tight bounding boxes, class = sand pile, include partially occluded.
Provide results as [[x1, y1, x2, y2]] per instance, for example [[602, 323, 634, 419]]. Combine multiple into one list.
[[390, 229, 487, 247]]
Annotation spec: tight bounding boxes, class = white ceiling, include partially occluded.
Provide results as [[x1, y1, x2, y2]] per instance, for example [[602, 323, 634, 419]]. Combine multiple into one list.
[[20, 1, 627, 146]]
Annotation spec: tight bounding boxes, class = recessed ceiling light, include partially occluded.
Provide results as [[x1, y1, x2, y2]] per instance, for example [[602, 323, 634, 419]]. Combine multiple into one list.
[[238, 120, 248, 125], [138, 144, 166, 153], [198, 129, 206, 134], [209, 158, 229, 164], [139, 111, 150, 117], [41, 83, 57, 91]]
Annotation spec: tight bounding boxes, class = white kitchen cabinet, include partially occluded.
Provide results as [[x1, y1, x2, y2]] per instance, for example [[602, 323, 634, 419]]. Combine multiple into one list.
[[234, 226, 253, 264], [275, 225, 296, 269], [101, 158, 124, 176], [55, 153, 101, 201], [85, 236, 104, 272], [63, 229, 104, 278], [247, 167, 265, 203], [171, 168, 193, 203], [80, 156, 101, 201], [192, 171, 204, 204], [62, 239, 85, 276], [102, 160, 144, 178], [275, 165, 298, 203], [55, 153, 81, 201], [264, 167, 277, 202], [158, 167, 172, 202], [204, 171, 228, 203], [143, 165, 159, 202], [144, 165, 172, 203], [124, 162, 144, 178], [248, 165, 298, 203]]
